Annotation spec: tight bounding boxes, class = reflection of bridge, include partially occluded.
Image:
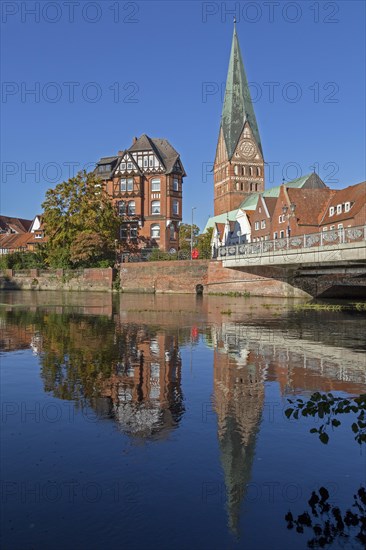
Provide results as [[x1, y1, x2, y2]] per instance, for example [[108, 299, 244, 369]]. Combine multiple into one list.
[[218, 225, 366, 298]]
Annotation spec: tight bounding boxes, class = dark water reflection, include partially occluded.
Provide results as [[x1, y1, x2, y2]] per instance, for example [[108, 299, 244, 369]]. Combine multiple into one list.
[[1, 291, 365, 549]]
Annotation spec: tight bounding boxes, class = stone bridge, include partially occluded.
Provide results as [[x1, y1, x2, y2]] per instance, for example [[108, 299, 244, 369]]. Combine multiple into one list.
[[218, 225, 366, 298]]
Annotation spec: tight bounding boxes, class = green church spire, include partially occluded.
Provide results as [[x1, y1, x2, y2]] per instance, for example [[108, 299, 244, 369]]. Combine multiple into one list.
[[221, 25, 263, 159]]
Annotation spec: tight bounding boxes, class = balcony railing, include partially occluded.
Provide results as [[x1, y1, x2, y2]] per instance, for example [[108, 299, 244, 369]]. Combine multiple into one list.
[[217, 225, 366, 259]]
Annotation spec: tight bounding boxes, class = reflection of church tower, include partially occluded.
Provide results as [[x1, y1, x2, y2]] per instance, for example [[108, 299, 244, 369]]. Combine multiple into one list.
[[213, 323, 265, 533], [214, 22, 264, 216]]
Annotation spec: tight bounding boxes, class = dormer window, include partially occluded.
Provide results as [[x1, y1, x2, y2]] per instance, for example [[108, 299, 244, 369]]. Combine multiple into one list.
[[329, 206, 334, 216], [98, 164, 110, 173], [337, 204, 342, 214], [345, 201, 351, 212]]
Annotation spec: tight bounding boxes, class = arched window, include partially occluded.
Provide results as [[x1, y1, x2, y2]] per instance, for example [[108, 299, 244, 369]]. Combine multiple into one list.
[[242, 166, 245, 176], [255, 183, 258, 192], [151, 200, 160, 215], [257, 167, 261, 176], [249, 166, 253, 176], [151, 178, 160, 192], [118, 201, 126, 216], [151, 224, 160, 239], [234, 165, 239, 175], [128, 201, 135, 215], [250, 183, 253, 192]]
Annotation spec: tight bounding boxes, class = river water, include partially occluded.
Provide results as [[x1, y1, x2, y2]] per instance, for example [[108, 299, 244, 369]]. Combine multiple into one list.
[[1, 291, 365, 549]]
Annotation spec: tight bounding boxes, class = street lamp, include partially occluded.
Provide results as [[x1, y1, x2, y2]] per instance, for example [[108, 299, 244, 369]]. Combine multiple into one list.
[[191, 207, 196, 259]]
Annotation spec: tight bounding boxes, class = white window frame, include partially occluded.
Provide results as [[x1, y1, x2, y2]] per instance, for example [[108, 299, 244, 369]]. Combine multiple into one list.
[[329, 206, 334, 216], [280, 230, 285, 239], [261, 220, 266, 229], [128, 201, 136, 215], [151, 201, 160, 215], [151, 224, 160, 239], [120, 178, 126, 192], [337, 204, 342, 214], [151, 178, 161, 192], [172, 200, 179, 216], [127, 178, 133, 192], [254, 221, 259, 230], [345, 202, 351, 212], [173, 178, 179, 191]]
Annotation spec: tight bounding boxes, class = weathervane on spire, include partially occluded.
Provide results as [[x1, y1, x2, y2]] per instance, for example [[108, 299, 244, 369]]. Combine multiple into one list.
[[233, 16, 236, 27]]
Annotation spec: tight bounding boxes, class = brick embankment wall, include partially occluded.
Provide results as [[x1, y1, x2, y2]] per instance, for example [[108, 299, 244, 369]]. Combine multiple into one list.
[[120, 260, 209, 293], [0, 268, 115, 291], [119, 260, 309, 297], [206, 262, 307, 297]]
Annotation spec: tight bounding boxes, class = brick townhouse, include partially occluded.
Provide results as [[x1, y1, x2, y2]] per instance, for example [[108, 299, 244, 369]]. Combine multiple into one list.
[[95, 134, 186, 253]]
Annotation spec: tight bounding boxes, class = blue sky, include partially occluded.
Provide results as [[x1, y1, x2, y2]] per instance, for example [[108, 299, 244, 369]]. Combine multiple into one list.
[[1, 0, 365, 231]]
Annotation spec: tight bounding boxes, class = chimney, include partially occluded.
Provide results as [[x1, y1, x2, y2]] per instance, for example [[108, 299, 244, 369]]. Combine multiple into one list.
[[132, 136, 138, 145]]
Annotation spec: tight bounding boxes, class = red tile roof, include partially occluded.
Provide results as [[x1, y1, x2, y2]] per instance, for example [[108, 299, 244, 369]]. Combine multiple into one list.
[[319, 181, 366, 225]]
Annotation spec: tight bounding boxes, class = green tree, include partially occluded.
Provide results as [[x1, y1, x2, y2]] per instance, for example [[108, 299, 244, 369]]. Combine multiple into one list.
[[197, 227, 213, 259], [42, 171, 120, 267], [179, 223, 200, 252]]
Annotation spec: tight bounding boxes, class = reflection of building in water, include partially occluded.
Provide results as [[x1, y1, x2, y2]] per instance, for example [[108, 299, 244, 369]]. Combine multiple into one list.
[[212, 319, 366, 533], [213, 323, 266, 533], [213, 322, 366, 396], [101, 329, 184, 439]]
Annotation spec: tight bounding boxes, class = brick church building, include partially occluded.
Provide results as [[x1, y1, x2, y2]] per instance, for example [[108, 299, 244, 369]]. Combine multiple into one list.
[[95, 134, 186, 253]]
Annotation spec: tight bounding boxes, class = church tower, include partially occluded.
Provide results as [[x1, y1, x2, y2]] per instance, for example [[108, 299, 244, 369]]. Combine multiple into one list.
[[214, 23, 264, 216]]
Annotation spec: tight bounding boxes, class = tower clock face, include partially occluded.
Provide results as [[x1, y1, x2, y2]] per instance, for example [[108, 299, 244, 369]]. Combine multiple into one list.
[[239, 139, 256, 159]]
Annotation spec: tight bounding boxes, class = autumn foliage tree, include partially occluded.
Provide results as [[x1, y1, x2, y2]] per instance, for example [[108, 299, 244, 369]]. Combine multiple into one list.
[[42, 171, 120, 267]]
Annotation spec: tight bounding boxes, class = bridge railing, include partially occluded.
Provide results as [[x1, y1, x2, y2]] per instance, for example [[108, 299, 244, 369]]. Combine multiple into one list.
[[218, 225, 366, 259]]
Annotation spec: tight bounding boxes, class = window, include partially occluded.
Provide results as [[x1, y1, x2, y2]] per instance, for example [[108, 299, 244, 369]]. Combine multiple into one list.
[[35, 233, 43, 239], [170, 224, 175, 239], [330, 225, 335, 230], [234, 165, 239, 175], [144, 158, 148, 168], [173, 178, 179, 191], [151, 224, 160, 239], [254, 221, 259, 230], [280, 230, 285, 238], [337, 204, 342, 214], [249, 166, 253, 176], [128, 201, 135, 215], [151, 178, 160, 192], [257, 167, 261, 176], [273, 232, 278, 239], [151, 201, 160, 214], [127, 178, 133, 191], [120, 226, 127, 240], [118, 201, 126, 216], [121, 162, 126, 170], [149, 158, 153, 167], [98, 164, 110, 173], [345, 202, 351, 212], [261, 220, 266, 229], [130, 226, 138, 240], [338, 223, 343, 229], [329, 206, 335, 216], [322, 227, 328, 231], [279, 214, 285, 223], [173, 200, 179, 215], [127, 162, 132, 170]]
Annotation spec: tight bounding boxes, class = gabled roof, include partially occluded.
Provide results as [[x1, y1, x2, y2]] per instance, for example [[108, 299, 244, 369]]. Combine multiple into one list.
[[320, 181, 366, 225], [221, 26, 262, 159], [286, 188, 334, 226], [0, 215, 32, 233], [204, 210, 238, 232]]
